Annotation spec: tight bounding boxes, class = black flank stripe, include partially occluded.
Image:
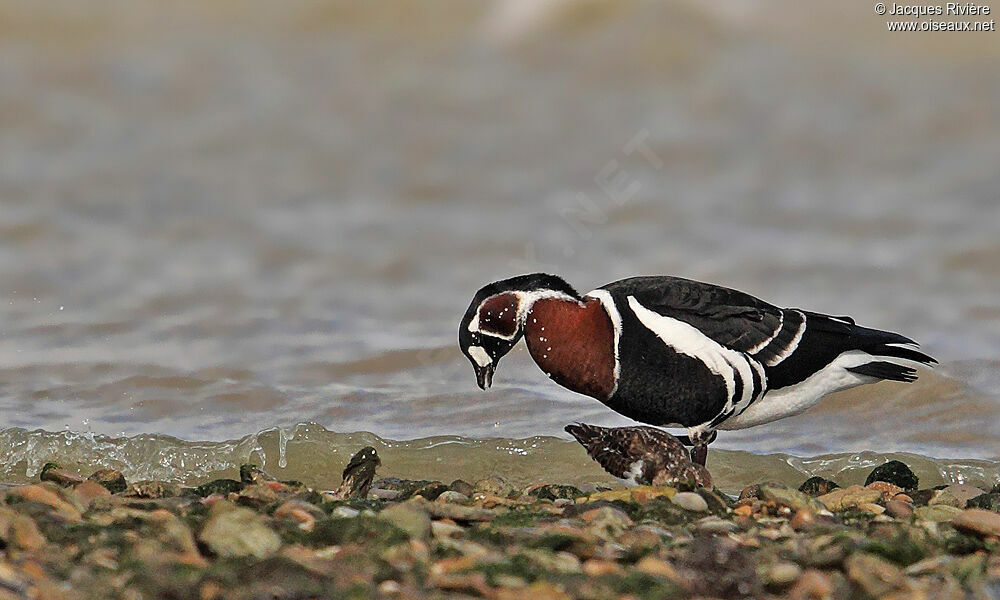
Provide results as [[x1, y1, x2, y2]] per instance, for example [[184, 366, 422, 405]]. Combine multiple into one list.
[[749, 360, 762, 400]]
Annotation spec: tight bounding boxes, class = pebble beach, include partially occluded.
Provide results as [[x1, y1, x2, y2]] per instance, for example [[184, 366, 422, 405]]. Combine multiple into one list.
[[4, 455, 1000, 599]]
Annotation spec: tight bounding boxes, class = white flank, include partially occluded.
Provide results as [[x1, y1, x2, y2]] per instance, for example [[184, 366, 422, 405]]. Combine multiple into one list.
[[765, 310, 806, 366], [720, 350, 883, 430], [584, 289, 622, 394], [467, 345, 492, 367], [628, 296, 758, 409]]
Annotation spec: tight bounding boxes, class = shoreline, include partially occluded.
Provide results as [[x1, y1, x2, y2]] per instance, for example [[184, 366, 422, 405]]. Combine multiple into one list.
[[2, 457, 1000, 599]]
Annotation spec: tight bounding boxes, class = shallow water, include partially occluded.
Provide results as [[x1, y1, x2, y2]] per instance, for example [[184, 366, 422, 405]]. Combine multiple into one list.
[[1, 2, 999, 486]]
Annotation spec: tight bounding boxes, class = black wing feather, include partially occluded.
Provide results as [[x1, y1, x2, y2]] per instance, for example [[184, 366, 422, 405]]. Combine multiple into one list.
[[599, 276, 935, 391], [599, 276, 784, 354]]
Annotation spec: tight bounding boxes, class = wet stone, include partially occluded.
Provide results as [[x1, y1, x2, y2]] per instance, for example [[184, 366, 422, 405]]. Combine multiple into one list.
[[578, 505, 633, 539], [236, 483, 280, 509], [865, 480, 904, 500], [765, 562, 802, 587], [799, 476, 840, 497], [379, 502, 432, 538], [816, 485, 882, 512], [845, 553, 908, 598], [198, 503, 281, 558], [473, 475, 514, 498], [694, 515, 740, 534], [909, 488, 935, 506], [413, 482, 449, 501], [125, 480, 184, 499], [738, 483, 763, 501], [449, 479, 475, 496], [939, 484, 986, 508], [865, 460, 918, 490], [422, 499, 499, 523], [193, 478, 245, 498], [87, 469, 127, 494], [951, 508, 1000, 538], [373, 478, 438, 500], [38, 463, 85, 488], [914, 504, 963, 522], [435, 491, 469, 504], [72, 480, 112, 507], [760, 483, 824, 512], [885, 499, 914, 519], [672, 491, 709, 512], [966, 492, 1000, 512], [10, 514, 46, 550], [9, 483, 84, 522], [371, 488, 400, 500], [525, 484, 583, 501], [331, 506, 361, 518]]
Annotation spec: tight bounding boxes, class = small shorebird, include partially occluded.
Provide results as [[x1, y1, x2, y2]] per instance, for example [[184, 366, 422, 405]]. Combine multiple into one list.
[[329, 446, 381, 500], [566, 423, 712, 489], [459, 273, 935, 465]]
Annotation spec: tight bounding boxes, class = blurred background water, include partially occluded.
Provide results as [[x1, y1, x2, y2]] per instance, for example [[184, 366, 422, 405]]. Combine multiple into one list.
[[1, 1, 999, 491]]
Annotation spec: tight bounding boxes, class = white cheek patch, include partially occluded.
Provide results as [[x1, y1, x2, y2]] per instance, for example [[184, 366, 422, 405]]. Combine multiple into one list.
[[467, 345, 492, 367]]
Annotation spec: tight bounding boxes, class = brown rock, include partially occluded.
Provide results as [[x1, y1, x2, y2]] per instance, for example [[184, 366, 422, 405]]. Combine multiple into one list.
[[885, 499, 914, 519], [449, 479, 474, 496], [635, 556, 682, 580], [496, 580, 571, 600], [789, 509, 816, 530], [578, 506, 633, 539], [733, 504, 753, 518], [422, 499, 499, 522], [430, 556, 477, 575], [72, 480, 112, 507], [940, 484, 986, 508], [582, 559, 620, 576], [236, 483, 280, 508], [125, 480, 184, 499], [473, 475, 513, 497], [858, 502, 886, 515], [428, 572, 491, 596], [273, 500, 324, 531], [765, 562, 802, 587], [198, 503, 281, 558], [816, 485, 881, 511], [738, 484, 762, 501], [39, 464, 84, 487], [952, 508, 1000, 538], [629, 485, 677, 504], [787, 569, 833, 600], [928, 489, 963, 508], [845, 553, 908, 598], [10, 515, 46, 550], [866, 480, 904, 500], [914, 504, 963, 522], [87, 468, 128, 494], [10, 484, 83, 521]]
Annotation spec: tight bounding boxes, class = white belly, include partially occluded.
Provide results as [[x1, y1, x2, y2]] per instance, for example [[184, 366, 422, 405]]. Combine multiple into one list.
[[718, 351, 878, 430]]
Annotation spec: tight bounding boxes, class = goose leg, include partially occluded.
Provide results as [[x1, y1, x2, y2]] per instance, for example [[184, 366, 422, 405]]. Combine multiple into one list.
[[689, 443, 708, 466], [681, 430, 717, 467]]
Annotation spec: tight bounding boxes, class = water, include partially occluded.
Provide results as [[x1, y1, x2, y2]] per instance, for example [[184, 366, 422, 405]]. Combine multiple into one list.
[[1, 2, 999, 490]]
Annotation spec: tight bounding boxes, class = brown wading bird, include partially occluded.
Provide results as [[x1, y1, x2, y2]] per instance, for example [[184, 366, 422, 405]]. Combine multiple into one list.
[[565, 423, 713, 490], [329, 446, 381, 500], [459, 274, 935, 467]]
